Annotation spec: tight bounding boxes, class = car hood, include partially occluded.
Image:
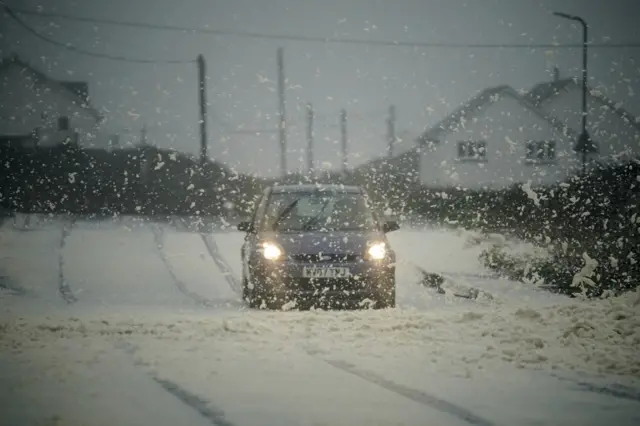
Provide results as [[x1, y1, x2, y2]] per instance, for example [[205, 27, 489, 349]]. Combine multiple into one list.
[[260, 231, 383, 254]]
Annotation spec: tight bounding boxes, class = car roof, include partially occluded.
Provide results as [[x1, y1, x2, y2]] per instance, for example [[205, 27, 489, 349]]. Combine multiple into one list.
[[269, 184, 363, 194]]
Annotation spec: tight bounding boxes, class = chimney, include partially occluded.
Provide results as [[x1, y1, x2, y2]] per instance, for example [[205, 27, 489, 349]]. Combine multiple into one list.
[[553, 67, 560, 82]]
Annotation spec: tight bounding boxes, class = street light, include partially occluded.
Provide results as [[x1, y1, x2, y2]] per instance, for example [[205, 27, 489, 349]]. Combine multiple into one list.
[[553, 11, 593, 175]]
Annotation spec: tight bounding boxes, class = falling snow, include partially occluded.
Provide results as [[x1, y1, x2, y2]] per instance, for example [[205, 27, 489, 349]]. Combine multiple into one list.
[[1, 2, 639, 424]]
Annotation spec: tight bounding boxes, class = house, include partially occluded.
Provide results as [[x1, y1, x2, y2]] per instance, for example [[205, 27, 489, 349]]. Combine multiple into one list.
[[0, 54, 103, 149], [369, 85, 580, 191], [527, 76, 640, 164]]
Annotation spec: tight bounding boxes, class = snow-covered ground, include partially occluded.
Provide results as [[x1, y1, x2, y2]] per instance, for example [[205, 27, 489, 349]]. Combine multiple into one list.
[[1, 214, 639, 426], [388, 226, 566, 306]]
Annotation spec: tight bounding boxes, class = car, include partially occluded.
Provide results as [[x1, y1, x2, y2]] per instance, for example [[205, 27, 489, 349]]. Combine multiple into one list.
[[237, 184, 399, 310]]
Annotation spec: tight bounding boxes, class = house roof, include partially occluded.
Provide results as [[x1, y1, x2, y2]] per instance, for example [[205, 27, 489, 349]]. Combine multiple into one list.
[[351, 145, 420, 175], [270, 184, 362, 194], [417, 84, 577, 145], [0, 54, 102, 121], [527, 78, 576, 106], [59, 81, 90, 103], [526, 78, 640, 133]]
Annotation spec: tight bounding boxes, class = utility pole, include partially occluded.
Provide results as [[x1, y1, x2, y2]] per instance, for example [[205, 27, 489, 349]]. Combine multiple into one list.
[[340, 108, 348, 174], [197, 54, 208, 167], [140, 124, 148, 146], [277, 47, 287, 177], [306, 102, 314, 175], [553, 12, 592, 175], [387, 104, 396, 158]]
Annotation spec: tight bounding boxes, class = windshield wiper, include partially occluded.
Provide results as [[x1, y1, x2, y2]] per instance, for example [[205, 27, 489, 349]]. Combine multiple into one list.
[[272, 198, 302, 231], [302, 199, 332, 230]]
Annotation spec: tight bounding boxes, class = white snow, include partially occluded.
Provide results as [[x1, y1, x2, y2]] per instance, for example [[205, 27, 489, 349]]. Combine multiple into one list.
[[2, 290, 639, 425], [0, 338, 213, 426], [0, 226, 66, 313], [388, 227, 494, 277], [62, 226, 194, 310], [208, 229, 244, 279], [1, 215, 639, 425], [388, 226, 566, 306], [521, 180, 541, 206], [159, 228, 240, 306]]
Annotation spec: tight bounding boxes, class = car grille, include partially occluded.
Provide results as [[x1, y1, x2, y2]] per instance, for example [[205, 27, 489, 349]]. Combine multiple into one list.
[[289, 253, 360, 263]]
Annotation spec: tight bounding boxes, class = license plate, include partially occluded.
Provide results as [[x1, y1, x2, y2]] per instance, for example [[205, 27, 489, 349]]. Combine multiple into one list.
[[302, 267, 350, 279]]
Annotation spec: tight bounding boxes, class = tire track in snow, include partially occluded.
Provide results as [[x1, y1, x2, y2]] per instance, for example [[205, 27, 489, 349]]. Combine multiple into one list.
[[154, 379, 236, 426], [177, 216, 241, 296], [171, 216, 190, 232], [58, 217, 77, 304], [114, 341, 236, 426], [305, 349, 495, 426], [550, 373, 640, 403], [151, 224, 218, 308], [199, 233, 240, 295]]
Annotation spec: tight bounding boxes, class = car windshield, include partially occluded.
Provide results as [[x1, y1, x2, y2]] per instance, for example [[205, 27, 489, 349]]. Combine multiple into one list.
[[261, 191, 378, 232]]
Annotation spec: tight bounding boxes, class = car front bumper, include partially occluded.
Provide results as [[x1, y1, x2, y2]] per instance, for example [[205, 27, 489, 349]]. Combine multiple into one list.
[[248, 257, 395, 301]]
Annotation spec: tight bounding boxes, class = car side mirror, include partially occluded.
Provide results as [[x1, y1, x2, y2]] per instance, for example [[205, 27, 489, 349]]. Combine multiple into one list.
[[382, 220, 400, 233], [237, 221, 253, 232]]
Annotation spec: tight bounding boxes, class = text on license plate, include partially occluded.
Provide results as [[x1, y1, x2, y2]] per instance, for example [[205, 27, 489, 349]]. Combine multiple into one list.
[[302, 267, 350, 279]]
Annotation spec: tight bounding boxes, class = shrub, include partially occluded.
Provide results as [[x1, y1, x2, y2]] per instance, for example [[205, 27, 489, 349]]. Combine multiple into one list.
[[375, 159, 640, 298], [480, 237, 639, 298], [0, 145, 264, 218]]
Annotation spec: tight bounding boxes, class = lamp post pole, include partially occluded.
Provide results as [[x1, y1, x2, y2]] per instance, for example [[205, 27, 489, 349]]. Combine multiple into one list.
[[553, 12, 591, 175]]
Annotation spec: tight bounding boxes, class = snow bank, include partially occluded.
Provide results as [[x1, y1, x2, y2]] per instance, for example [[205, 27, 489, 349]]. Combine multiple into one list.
[[388, 229, 492, 277], [388, 229, 566, 307], [465, 289, 640, 379], [4, 290, 638, 385]]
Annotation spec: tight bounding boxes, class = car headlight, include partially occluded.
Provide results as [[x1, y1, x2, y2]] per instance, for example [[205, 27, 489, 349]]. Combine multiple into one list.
[[260, 242, 283, 260], [367, 242, 387, 260]]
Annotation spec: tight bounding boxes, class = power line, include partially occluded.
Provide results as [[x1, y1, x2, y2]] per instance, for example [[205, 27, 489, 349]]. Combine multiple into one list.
[[4, 5, 195, 64], [10, 7, 640, 49]]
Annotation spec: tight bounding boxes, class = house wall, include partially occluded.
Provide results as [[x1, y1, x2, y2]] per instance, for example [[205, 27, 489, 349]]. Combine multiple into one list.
[[538, 89, 640, 162], [418, 139, 448, 188], [0, 64, 100, 147], [420, 95, 577, 190]]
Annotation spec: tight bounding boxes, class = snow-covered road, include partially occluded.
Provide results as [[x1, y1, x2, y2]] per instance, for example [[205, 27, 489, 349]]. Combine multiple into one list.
[[1, 214, 639, 426]]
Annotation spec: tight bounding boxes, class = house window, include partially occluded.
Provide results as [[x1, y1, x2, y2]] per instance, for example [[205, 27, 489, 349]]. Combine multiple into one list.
[[457, 141, 487, 162], [525, 141, 556, 163], [58, 116, 70, 131]]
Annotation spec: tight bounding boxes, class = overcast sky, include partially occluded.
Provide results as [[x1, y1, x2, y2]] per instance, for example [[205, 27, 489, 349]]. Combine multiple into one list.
[[1, 0, 639, 177]]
